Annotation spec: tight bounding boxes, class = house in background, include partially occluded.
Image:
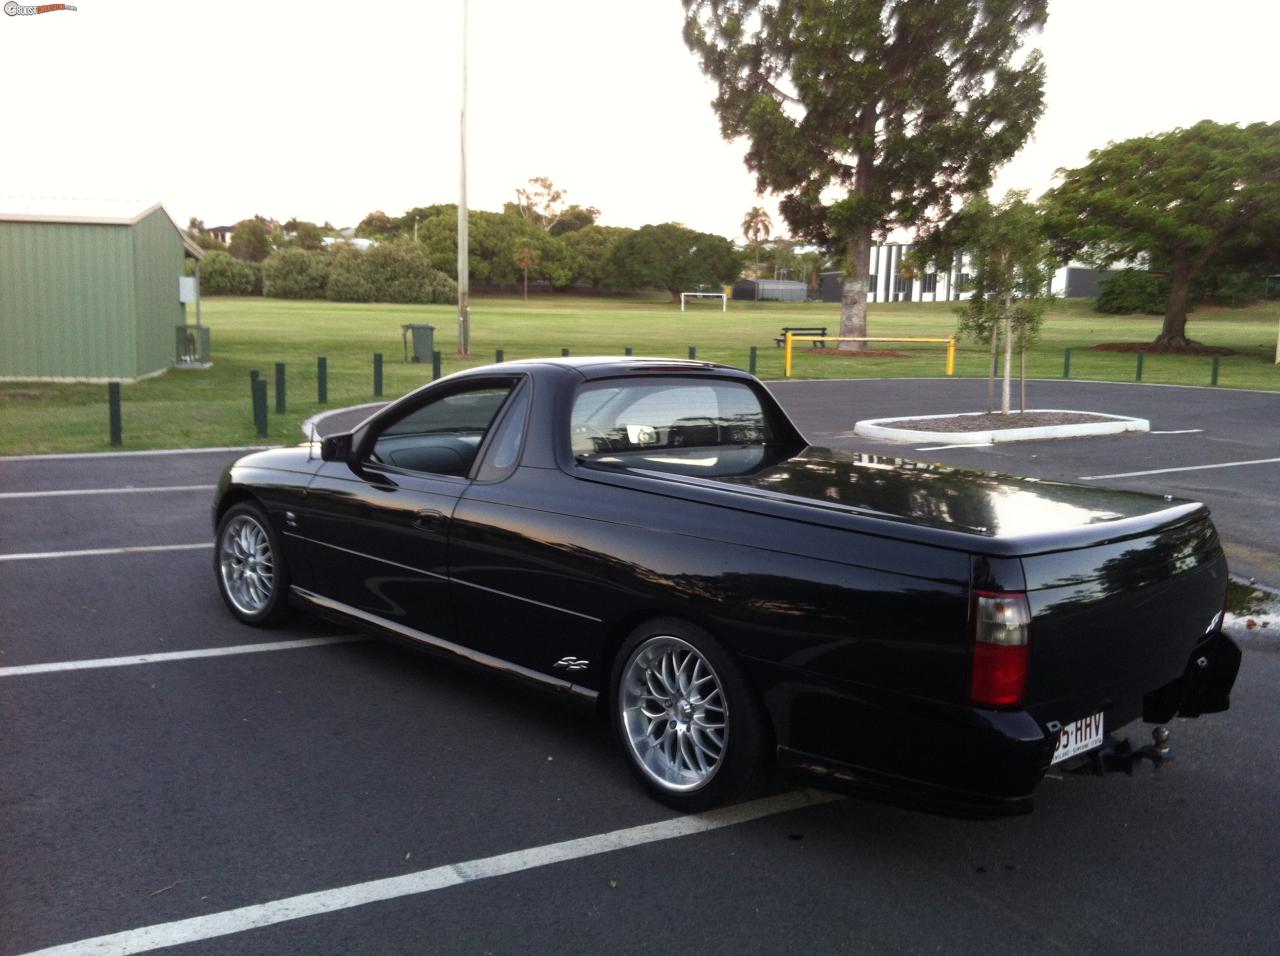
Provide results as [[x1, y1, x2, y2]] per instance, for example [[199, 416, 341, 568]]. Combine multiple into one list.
[[0, 199, 205, 382]]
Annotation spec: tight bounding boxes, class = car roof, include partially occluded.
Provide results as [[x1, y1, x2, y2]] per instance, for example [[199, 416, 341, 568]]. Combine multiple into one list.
[[458, 356, 752, 382]]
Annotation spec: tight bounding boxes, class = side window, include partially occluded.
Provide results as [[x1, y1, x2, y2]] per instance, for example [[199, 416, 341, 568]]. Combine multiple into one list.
[[370, 385, 512, 477], [474, 381, 530, 482], [570, 378, 772, 458]]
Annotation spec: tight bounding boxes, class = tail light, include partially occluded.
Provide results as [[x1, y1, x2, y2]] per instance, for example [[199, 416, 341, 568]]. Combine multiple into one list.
[[969, 590, 1031, 708]]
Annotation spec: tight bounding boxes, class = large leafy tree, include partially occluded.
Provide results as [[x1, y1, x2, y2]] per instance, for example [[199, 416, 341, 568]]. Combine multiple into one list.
[[610, 223, 742, 301], [683, 0, 1047, 349], [1044, 120, 1280, 347]]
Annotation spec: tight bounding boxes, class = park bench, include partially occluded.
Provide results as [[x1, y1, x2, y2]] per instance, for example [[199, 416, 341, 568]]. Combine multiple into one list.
[[775, 326, 828, 348]]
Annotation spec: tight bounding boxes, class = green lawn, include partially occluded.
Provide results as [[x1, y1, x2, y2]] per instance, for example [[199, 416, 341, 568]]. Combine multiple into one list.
[[2, 294, 1278, 456]]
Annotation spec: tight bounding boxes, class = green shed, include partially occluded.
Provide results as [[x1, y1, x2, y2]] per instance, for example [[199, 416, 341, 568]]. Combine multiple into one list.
[[0, 199, 205, 382]]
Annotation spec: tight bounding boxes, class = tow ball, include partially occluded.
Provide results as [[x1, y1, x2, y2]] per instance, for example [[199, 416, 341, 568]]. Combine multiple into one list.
[[1075, 726, 1173, 776]]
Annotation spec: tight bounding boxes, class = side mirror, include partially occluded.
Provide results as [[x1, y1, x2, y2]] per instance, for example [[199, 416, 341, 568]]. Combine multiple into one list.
[[320, 431, 354, 462]]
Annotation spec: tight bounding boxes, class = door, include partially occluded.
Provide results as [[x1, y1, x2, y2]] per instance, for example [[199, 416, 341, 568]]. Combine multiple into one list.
[[300, 380, 518, 642]]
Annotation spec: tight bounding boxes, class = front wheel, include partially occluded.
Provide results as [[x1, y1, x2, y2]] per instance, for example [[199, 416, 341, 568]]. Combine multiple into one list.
[[612, 618, 767, 811], [214, 501, 291, 626]]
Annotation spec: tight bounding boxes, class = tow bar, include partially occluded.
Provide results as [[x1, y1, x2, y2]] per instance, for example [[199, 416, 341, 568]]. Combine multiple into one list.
[[1072, 726, 1173, 776]]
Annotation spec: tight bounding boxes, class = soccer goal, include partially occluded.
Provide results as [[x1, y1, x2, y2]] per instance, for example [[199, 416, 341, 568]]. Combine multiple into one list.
[[680, 291, 727, 312]]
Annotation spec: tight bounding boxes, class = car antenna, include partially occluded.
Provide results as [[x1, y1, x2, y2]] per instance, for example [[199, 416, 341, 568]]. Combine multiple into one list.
[[308, 421, 318, 461]]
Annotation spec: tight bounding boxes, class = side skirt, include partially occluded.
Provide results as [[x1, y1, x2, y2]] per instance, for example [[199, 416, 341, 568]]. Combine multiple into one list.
[[289, 586, 599, 704]]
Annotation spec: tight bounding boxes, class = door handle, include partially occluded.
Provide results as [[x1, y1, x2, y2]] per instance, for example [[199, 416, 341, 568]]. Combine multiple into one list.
[[412, 509, 446, 532]]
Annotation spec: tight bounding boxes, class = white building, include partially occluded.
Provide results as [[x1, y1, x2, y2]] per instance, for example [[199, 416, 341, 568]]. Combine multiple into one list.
[[821, 242, 1117, 304]]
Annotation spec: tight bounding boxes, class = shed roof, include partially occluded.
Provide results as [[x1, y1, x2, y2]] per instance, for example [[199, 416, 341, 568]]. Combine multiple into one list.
[[0, 197, 204, 258]]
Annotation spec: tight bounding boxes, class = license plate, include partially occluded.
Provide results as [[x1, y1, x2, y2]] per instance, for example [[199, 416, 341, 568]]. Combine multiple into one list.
[[1051, 712, 1105, 765]]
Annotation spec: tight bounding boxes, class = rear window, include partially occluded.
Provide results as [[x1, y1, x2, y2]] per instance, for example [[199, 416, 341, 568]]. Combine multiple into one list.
[[570, 378, 772, 459]]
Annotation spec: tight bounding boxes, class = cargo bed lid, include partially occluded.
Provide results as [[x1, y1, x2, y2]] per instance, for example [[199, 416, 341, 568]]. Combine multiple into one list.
[[579, 445, 1208, 556]]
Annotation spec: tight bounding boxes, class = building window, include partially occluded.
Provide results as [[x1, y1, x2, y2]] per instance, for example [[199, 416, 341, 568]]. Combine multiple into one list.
[[922, 272, 937, 294]]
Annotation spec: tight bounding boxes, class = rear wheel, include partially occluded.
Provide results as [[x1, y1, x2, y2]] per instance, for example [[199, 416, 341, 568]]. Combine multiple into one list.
[[612, 618, 767, 810], [215, 501, 291, 626]]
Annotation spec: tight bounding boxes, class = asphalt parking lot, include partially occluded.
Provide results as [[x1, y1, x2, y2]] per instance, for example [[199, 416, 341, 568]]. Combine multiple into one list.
[[3, 378, 1278, 955]]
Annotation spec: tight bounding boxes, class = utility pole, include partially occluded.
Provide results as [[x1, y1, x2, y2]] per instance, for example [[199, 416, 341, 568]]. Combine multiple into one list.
[[456, 0, 471, 355]]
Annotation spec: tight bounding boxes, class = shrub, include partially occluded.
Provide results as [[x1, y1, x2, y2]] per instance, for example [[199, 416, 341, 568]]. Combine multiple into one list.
[[198, 250, 259, 296], [263, 249, 331, 299], [1210, 270, 1265, 308], [325, 243, 457, 304], [1095, 269, 1167, 314]]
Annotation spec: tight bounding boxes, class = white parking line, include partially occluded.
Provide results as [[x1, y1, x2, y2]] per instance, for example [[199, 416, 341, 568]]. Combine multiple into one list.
[[916, 443, 993, 451], [0, 445, 275, 463], [1079, 457, 1280, 480], [0, 543, 212, 563], [0, 636, 366, 678], [20, 789, 842, 956], [1148, 429, 1203, 435], [0, 484, 216, 500]]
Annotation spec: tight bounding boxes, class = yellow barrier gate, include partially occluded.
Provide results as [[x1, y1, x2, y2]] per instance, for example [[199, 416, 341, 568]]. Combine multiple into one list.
[[784, 334, 956, 378]]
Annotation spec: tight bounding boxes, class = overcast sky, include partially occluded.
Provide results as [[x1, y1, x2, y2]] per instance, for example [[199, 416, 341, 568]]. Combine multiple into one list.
[[4, 0, 1276, 240]]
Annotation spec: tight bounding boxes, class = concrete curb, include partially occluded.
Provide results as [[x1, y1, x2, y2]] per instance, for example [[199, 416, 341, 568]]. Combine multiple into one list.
[[854, 409, 1150, 444]]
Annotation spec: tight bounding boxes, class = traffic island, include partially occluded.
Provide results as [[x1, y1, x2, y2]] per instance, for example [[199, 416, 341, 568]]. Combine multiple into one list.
[[855, 409, 1150, 444]]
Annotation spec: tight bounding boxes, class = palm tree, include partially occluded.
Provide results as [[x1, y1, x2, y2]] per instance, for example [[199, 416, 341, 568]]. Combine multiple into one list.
[[741, 207, 772, 279]]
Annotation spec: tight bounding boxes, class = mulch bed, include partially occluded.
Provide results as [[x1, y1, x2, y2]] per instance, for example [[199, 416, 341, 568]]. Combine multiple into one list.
[[1090, 342, 1237, 356], [807, 348, 910, 358], [876, 411, 1118, 432]]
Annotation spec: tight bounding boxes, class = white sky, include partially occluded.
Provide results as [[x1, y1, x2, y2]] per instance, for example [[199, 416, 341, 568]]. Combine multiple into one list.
[[3, 0, 1276, 241]]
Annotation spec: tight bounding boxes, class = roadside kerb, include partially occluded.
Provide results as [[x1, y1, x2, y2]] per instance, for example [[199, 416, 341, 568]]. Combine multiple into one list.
[[854, 409, 1150, 444]]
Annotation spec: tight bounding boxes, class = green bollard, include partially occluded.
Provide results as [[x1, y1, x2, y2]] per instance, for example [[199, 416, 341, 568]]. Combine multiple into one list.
[[1063, 348, 1072, 379], [317, 356, 328, 404], [1136, 351, 1145, 382], [373, 352, 383, 398], [688, 346, 697, 360], [275, 363, 286, 414], [749, 345, 758, 375], [624, 347, 633, 357], [561, 347, 570, 357], [1211, 355, 1221, 386], [250, 367, 260, 385], [108, 381, 122, 446], [253, 378, 268, 438], [432, 350, 442, 380], [495, 348, 505, 363]]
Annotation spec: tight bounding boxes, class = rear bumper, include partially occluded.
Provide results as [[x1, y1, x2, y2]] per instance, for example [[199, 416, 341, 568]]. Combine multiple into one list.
[[759, 631, 1241, 816]]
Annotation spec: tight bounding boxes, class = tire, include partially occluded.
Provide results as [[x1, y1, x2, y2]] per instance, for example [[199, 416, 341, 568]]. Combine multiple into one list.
[[611, 617, 767, 811], [214, 501, 291, 626]]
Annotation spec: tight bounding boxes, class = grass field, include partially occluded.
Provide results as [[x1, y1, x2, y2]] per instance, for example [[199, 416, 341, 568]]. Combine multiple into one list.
[[2, 294, 1278, 456]]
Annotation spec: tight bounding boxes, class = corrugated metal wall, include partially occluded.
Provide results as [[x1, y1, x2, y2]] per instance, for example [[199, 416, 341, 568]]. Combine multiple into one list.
[[0, 221, 138, 379], [132, 209, 185, 377], [0, 213, 186, 380]]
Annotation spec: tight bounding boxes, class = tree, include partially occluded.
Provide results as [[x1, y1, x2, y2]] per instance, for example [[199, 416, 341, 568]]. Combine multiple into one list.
[[562, 225, 632, 289], [290, 221, 325, 251], [549, 204, 600, 237], [741, 206, 772, 277], [683, 0, 1047, 350], [1043, 120, 1280, 347], [609, 223, 742, 301], [228, 219, 270, 263], [513, 177, 587, 233], [920, 191, 1051, 413], [515, 243, 538, 301], [355, 210, 399, 240]]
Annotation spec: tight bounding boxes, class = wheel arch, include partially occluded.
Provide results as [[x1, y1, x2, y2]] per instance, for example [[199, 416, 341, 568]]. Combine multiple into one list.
[[593, 608, 776, 749]]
